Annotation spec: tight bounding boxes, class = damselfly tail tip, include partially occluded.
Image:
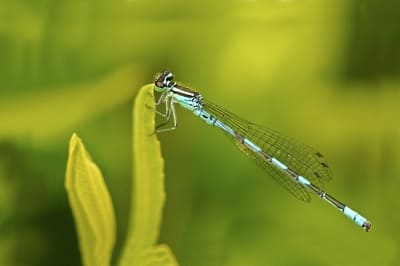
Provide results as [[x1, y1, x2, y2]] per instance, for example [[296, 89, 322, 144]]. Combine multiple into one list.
[[343, 206, 371, 232], [363, 221, 372, 232]]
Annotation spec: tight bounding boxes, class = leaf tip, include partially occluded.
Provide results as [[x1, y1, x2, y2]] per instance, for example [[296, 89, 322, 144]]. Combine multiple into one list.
[[70, 132, 80, 146]]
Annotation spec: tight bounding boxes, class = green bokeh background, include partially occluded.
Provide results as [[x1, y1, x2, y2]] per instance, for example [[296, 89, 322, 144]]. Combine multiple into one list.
[[1, 1, 399, 265]]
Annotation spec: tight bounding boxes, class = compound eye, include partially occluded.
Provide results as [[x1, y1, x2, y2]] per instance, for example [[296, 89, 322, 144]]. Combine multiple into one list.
[[155, 80, 165, 88], [164, 71, 174, 82]]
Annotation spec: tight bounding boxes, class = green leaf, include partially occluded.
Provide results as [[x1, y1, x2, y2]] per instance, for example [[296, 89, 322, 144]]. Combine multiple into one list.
[[65, 133, 116, 266], [119, 84, 179, 266]]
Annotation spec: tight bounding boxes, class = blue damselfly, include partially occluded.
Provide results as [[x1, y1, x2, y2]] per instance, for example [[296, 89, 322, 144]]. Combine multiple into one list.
[[153, 71, 371, 232]]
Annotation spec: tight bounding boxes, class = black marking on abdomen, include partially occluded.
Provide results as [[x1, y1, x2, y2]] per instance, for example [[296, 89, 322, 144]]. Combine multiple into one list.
[[287, 168, 298, 178], [260, 151, 272, 160]]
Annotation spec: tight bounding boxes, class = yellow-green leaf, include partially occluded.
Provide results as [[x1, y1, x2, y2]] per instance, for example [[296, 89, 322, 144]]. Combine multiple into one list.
[[65, 133, 116, 266], [119, 84, 179, 266], [140, 245, 179, 266]]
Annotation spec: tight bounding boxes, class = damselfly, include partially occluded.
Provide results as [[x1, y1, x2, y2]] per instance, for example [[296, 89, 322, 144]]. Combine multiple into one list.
[[153, 71, 371, 232]]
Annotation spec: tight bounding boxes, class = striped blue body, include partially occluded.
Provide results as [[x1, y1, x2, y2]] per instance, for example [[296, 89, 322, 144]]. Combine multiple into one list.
[[153, 71, 371, 232]]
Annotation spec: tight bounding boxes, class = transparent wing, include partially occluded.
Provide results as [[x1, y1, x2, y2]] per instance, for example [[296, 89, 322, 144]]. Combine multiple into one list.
[[232, 136, 311, 202], [204, 100, 333, 202]]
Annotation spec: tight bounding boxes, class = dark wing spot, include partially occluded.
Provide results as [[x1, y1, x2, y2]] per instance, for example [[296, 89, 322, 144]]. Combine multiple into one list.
[[320, 162, 329, 168]]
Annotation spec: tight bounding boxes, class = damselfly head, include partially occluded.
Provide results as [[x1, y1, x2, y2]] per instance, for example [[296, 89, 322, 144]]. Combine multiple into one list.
[[155, 71, 175, 91]]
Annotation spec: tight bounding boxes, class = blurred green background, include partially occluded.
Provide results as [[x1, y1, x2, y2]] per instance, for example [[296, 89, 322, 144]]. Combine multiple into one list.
[[1, 0, 399, 265]]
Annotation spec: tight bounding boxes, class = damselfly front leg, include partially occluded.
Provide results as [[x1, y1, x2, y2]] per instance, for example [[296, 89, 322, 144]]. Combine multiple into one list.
[[154, 92, 178, 133]]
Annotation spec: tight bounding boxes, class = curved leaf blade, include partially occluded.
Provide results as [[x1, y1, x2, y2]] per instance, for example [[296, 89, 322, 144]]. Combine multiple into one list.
[[119, 84, 179, 266], [65, 133, 116, 266]]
